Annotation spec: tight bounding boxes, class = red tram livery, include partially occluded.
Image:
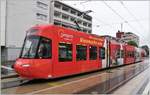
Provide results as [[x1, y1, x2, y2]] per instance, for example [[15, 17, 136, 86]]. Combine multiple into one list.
[[13, 25, 145, 79]]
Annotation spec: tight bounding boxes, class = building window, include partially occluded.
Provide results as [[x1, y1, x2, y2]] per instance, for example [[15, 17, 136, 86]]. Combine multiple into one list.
[[89, 46, 97, 60], [62, 13, 69, 20], [70, 17, 75, 22], [54, 11, 61, 18], [36, 13, 47, 21], [88, 30, 92, 33], [54, 20, 61, 26], [37, 1, 48, 10], [62, 6, 69, 12], [77, 12, 82, 16], [54, 2, 61, 9], [70, 26, 77, 30], [83, 28, 87, 33], [76, 45, 87, 61], [83, 22, 87, 26], [71, 9, 76, 15], [59, 43, 72, 62], [77, 19, 82, 24], [88, 23, 92, 28], [83, 15, 92, 21], [62, 23, 69, 28]]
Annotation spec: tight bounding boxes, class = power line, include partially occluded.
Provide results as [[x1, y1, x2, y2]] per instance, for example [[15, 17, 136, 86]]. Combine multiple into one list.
[[102, 1, 139, 33], [73, 1, 116, 30], [97, 18, 148, 26], [120, 1, 146, 31], [93, 16, 115, 29], [73, 1, 145, 33], [77, 2, 117, 30], [80, 0, 92, 4], [103, 1, 125, 21]]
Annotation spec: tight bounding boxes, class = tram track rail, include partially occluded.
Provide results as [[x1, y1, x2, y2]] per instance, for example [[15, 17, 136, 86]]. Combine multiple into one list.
[[28, 63, 148, 94], [1, 73, 19, 79], [107, 64, 149, 94], [76, 62, 149, 94], [1, 60, 149, 94], [1, 77, 29, 89], [1, 61, 139, 89]]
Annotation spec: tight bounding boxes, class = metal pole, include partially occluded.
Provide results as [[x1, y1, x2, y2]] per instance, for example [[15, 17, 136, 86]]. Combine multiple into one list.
[[121, 23, 123, 32]]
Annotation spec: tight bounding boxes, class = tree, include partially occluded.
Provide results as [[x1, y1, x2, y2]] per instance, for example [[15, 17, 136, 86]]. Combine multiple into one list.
[[127, 41, 138, 47]]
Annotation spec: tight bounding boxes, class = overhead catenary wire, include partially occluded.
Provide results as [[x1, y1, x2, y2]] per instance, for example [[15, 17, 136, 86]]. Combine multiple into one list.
[[76, 1, 148, 31], [120, 1, 146, 32], [92, 15, 117, 30], [102, 1, 140, 33], [95, 18, 148, 26], [68, 0, 146, 36], [76, 2, 118, 31]]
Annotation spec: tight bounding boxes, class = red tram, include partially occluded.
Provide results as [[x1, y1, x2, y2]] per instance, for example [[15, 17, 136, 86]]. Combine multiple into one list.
[[13, 25, 144, 79]]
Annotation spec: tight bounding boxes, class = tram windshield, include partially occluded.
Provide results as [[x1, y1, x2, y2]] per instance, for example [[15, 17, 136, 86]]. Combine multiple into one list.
[[20, 35, 52, 59], [20, 36, 40, 58]]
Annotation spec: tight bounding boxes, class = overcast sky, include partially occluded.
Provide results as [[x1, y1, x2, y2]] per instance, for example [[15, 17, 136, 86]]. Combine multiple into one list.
[[62, 1, 150, 47]]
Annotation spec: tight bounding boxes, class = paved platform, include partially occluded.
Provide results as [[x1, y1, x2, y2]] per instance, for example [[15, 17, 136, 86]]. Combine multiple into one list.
[[113, 59, 150, 95]]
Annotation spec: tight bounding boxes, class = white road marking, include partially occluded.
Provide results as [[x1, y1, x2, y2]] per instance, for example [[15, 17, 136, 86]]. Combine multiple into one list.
[[28, 73, 107, 94]]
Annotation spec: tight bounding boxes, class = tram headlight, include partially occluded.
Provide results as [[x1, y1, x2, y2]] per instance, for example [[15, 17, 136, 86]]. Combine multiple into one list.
[[21, 64, 30, 67]]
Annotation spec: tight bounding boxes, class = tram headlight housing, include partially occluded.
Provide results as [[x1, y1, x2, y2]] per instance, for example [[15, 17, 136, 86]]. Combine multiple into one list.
[[21, 64, 30, 67]]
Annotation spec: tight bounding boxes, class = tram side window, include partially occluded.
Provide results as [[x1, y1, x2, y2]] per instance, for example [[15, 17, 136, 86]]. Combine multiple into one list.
[[99, 47, 105, 59], [127, 51, 133, 58], [132, 51, 135, 57], [59, 43, 72, 62], [37, 37, 52, 58], [126, 51, 129, 57], [130, 51, 133, 57], [76, 45, 87, 61], [128, 52, 131, 57], [121, 50, 124, 58], [89, 46, 97, 60], [127, 52, 129, 57], [116, 49, 120, 58]]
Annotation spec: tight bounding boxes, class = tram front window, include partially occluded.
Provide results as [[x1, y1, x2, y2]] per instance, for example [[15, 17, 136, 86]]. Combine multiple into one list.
[[37, 37, 52, 58], [21, 36, 40, 58], [20, 35, 52, 59]]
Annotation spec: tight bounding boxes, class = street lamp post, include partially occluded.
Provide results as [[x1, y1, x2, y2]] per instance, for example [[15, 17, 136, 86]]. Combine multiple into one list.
[[121, 21, 128, 32]]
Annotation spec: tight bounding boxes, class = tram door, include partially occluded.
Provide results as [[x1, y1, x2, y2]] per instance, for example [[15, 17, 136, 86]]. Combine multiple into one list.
[[117, 44, 124, 65], [100, 39, 109, 69]]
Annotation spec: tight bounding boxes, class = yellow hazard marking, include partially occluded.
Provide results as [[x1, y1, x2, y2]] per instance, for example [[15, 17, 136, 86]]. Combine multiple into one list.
[[47, 82, 64, 86]]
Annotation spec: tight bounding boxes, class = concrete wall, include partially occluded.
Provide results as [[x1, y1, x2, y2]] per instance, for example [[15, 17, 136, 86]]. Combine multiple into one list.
[[2, 0, 50, 61], [6, 0, 37, 48], [1, 0, 6, 46], [5, 0, 37, 60]]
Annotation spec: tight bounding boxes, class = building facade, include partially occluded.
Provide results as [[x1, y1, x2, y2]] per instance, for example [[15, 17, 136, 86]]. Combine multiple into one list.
[[116, 31, 139, 46], [52, 1, 92, 33], [0, 0, 92, 62]]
